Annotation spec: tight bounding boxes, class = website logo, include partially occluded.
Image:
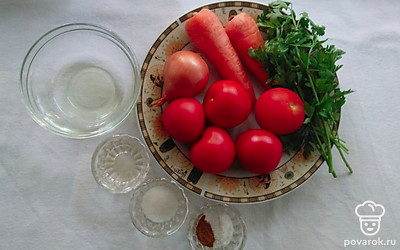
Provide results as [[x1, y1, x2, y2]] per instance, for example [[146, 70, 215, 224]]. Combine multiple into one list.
[[355, 200, 385, 236], [344, 201, 396, 247]]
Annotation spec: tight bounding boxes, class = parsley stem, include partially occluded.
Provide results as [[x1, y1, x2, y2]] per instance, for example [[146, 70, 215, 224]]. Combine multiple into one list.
[[294, 44, 320, 103], [323, 121, 336, 177], [306, 71, 320, 102], [334, 137, 353, 173], [311, 124, 328, 159], [255, 1, 353, 177], [315, 115, 335, 176]]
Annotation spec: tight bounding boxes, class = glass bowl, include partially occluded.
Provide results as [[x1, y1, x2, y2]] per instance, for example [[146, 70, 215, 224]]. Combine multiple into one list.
[[187, 204, 247, 250], [20, 23, 140, 138], [129, 178, 189, 238], [91, 134, 150, 193]]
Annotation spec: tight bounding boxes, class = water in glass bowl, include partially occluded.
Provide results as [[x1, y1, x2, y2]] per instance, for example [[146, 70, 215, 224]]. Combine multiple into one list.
[[53, 63, 123, 125], [20, 24, 140, 138]]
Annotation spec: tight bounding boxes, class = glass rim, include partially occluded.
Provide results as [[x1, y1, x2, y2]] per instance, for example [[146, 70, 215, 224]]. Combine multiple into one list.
[[187, 203, 248, 250], [91, 134, 150, 193], [19, 23, 141, 139], [129, 178, 189, 238]]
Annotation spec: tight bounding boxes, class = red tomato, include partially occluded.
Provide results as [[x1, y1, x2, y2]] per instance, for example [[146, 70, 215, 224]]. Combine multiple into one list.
[[235, 129, 283, 174], [203, 80, 252, 128], [255, 87, 305, 135], [190, 126, 235, 174], [162, 98, 205, 143]]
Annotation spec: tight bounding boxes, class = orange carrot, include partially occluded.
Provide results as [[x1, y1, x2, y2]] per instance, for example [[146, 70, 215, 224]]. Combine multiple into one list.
[[226, 13, 269, 85], [185, 9, 256, 102]]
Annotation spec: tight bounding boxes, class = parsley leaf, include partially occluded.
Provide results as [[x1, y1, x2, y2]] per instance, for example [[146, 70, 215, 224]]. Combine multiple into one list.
[[252, 1, 353, 177]]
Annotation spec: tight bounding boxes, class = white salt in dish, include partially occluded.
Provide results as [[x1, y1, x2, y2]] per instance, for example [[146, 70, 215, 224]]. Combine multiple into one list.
[[203, 211, 234, 247], [141, 185, 178, 223], [129, 178, 188, 238]]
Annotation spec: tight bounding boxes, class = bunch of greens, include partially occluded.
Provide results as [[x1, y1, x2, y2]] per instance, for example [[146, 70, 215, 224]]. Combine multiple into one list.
[[250, 1, 353, 177]]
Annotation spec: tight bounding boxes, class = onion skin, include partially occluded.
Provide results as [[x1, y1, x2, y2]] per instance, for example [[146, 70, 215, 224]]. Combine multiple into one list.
[[151, 51, 209, 106]]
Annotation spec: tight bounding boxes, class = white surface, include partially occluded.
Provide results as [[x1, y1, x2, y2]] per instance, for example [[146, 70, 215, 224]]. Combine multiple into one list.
[[1, 0, 399, 249]]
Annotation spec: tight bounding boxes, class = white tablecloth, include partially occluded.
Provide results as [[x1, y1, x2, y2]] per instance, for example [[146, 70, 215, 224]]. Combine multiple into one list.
[[1, 0, 399, 249]]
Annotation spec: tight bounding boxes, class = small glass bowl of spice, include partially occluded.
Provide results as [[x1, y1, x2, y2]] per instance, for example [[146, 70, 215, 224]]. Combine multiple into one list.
[[129, 178, 189, 237], [187, 203, 247, 250], [91, 134, 150, 193]]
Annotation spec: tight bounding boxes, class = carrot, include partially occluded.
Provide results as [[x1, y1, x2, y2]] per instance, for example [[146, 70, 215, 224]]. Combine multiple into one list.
[[225, 13, 269, 85], [185, 9, 256, 102]]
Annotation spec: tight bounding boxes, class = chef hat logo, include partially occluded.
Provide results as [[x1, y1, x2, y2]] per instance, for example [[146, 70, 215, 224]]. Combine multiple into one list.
[[355, 201, 385, 236]]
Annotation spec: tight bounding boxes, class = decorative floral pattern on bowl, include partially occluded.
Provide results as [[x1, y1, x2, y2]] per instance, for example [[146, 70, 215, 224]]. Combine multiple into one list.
[[137, 1, 334, 203]]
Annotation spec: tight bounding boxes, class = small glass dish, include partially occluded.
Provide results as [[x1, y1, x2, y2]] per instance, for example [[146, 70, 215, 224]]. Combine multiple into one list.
[[187, 204, 247, 250], [129, 178, 189, 238], [91, 134, 150, 193], [20, 23, 140, 138]]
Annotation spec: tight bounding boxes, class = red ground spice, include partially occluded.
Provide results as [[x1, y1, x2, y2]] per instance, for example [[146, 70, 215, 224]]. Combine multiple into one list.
[[196, 215, 215, 247]]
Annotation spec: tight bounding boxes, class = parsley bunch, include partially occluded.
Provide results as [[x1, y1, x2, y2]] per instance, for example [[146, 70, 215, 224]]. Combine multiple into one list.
[[250, 1, 353, 177]]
